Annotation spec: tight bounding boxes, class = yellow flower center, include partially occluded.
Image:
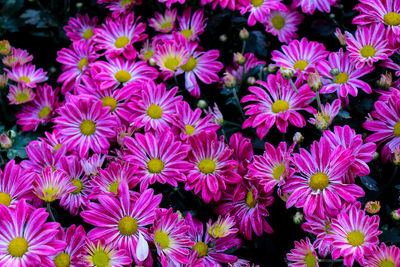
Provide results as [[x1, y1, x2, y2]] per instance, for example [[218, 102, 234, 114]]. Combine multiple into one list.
[[304, 252, 317, 267], [360, 45, 376, 58], [54, 144, 62, 151], [8, 237, 29, 258], [39, 106, 51, 119], [109, 181, 120, 194], [198, 159, 216, 174], [121, 0, 134, 5], [0, 192, 11, 206], [272, 164, 286, 180], [347, 231, 365, 247], [80, 120, 96, 136], [154, 231, 170, 249], [181, 29, 193, 39], [118, 216, 138, 236], [394, 121, 400, 137], [384, 12, 400, 26], [324, 221, 332, 234], [271, 100, 289, 113], [334, 72, 349, 84], [164, 57, 181, 71], [271, 15, 285, 30], [54, 252, 71, 267], [143, 50, 154, 60], [42, 187, 58, 202], [379, 259, 396, 267], [309, 172, 329, 191], [245, 189, 257, 208], [192, 242, 209, 258], [92, 250, 110, 267], [181, 57, 197, 72], [15, 92, 29, 103], [18, 76, 31, 83], [78, 57, 88, 72], [114, 70, 131, 83], [101, 96, 117, 112], [293, 60, 308, 71], [185, 125, 196, 135], [161, 21, 172, 30], [147, 159, 165, 173], [71, 179, 83, 194], [114, 36, 130, 49], [251, 0, 264, 7], [146, 104, 163, 119], [83, 28, 94, 40]]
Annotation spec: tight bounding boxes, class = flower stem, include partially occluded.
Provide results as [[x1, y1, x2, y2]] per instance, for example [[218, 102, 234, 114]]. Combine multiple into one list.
[[232, 88, 245, 121], [46, 202, 56, 222], [290, 80, 299, 93], [316, 92, 322, 112]]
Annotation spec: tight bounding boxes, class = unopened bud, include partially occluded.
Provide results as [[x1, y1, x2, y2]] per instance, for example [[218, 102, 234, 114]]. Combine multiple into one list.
[[0, 40, 11, 56], [391, 209, 400, 221], [293, 132, 304, 143], [376, 71, 392, 90], [393, 150, 400, 165], [308, 70, 323, 92], [0, 73, 8, 89], [268, 64, 277, 73], [293, 211, 304, 224], [148, 58, 157, 67], [233, 52, 246, 65], [219, 34, 227, 42], [315, 113, 329, 130], [197, 99, 207, 109], [373, 151, 379, 161], [239, 28, 249, 40], [365, 201, 381, 214], [76, 2, 83, 8], [330, 68, 340, 76], [0, 134, 12, 149], [329, 13, 335, 19], [280, 66, 294, 80], [7, 130, 16, 139], [335, 28, 347, 46], [247, 76, 256, 85], [223, 73, 236, 88]]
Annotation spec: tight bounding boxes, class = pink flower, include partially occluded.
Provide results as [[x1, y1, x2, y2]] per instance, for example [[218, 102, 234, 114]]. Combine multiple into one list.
[[239, 0, 286, 26], [302, 214, 334, 257], [158, 0, 185, 8], [286, 237, 319, 267], [264, 8, 304, 44], [64, 14, 98, 42], [308, 99, 341, 130], [52, 225, 86, 267], [21, 141, 66, 173], [2, 48, 33, 67], [229, 133, 253, 177], [7, 84, 35, 105], [291, 0, 338, 14], [177, 8, 207, 41], [148, 8, 177, 33], [366, 242, 400, 267], [5, 62, 47, 88]]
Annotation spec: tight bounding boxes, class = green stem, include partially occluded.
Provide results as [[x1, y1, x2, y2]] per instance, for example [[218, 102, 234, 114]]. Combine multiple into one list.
[[290, 80, 299, 93], [241, 40, 246, 54], [46, 203, 56, 222], [316, 92, 322, 112], [232, 88, 245, 121], [318, 259, 343, 263]]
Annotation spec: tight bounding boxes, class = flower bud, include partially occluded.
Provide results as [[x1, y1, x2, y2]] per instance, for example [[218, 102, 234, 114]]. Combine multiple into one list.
[[335, 28, 347, 46], [239, 28, 249, 40], [0, 40, 11, 56], [247, 76, 256, 85], [365, 201, 381, 214], [7, 130, 16, 139], [280, 67, 294, 80], [376, 71, 392, 90], [394, 149, 400, 165], [307, 70, 323, 92], [223, 72, 236, 88], [293, 211, 304, 224], [219, 34, 227, 42], [373, 151, 379, 161], [391, 209, 400, 221], [268, 64, 277, 73], [293, 132, 304, 143], [233, 52, 246, 65], [279, 193, 290, 202], [330, 68, 340, 76], [0, 73, 8, 89], [329, 13, 335, 19], [0, 134, 12, 149], [148, 58, 157, 67], [76, 2, 83, 8], [197, 99, 207, 109], [315, 113, 329, 130]]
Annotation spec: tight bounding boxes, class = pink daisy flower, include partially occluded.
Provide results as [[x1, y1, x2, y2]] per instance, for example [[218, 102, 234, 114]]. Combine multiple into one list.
[[98, 0, 140, 17], [56, 40, 99, 94], [206, 214, 238, 239], [308, 99, 341, 130], [7, 84, 35, 105], [201, 0, 244, 11], [228, 52, 266, 84], [366, 243, 400, 267], [345, 23, 393, 68], [185, 131, 242, 203], [158, 0, 185, 8], [52, 225, 86, 267], [81, 182, 162, 263], [286, 237, 319, 267], [264, 8, 304, 44], [16, 84, 58, 131], [215, 180, 274, 240], [139, 39, 156, 61], [124, 131, 191, 191], [271, 37, 329, 76], [326, 205, 381, 266], [241, 73, 316, 140], [5, 62, 47, 88], [302, 214, 334, 257], [81, 153, 106, 177], [283, 137, 365, 218], [94, 13, 146, 59], [318, 49, 374, 101], [177, 8, 207, 41], [228, 133, 253, 177], [291, 0, 338, 14], [128, 81, 182, 133], [323, 125, 376, 184], [0, 200, 66, 266], [151, 208, 195, 266], [91, 56, 158, 90], [21, 141, 66, 173], [64, 14, 98, 42], [239, 0, 286, 26], [53, 96, 116, 158], [2, 48, 33, 67], [246, 141, 295, 194], [149, 9, 177, 33]]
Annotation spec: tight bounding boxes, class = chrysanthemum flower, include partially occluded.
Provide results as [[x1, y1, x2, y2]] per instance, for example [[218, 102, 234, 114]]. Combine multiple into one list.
[[94, 13, 146, 59], [0, 200, 66, 266], [323, 125, 376, 183], [207, 214, 238, 239], [139, 39, 156, 61], [239, 0, 286, 26], [53, 96, 116, 158], [271, 37, 329, 76], [205, 102, 224, 125], [98, 0, 140, 18], [149, 9, 177, 33], [91, 56, 158, 90], [246, 141, 294, 194], [201, 0, 243, 11], [16, 84, 58, 131], [302, 214, 334, 258], [2, 47, 33, 67], [283, 138, 365, 218], [56, 40, 99, 94], [81, 153, 106, 177], [79, 238, 132, 267], [52, 225, 86, 267], [185, 131, 242, 203], [345, 24, 393, 68], [21, 141, 66, 173], [318, 49, 374, 102], [228, 52, 266, 83], [0, 160, 34, 207], [124, 131, 191, 192], [128, 81, 182, 133], [215, 181, 274, 240], [7, 84, 35, 105], [366, 243, 400, 267], [81, 182, 162, 263], [241, 73, 316, 140], [264, 8, 304, 44], [64, 14, 98, 42], [5, 62, 47, 88], [308, 99, 341, 130], [229, 133, 253, 177], [291, 0, 338, 14], [286, 237, 319, 267], [326, 205, 381, 266], [177, 8, 207, 41], [151, 208, 195, 266]]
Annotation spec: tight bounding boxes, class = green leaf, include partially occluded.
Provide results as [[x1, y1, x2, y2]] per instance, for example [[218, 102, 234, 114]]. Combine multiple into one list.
[[360, 176, 379, 191]]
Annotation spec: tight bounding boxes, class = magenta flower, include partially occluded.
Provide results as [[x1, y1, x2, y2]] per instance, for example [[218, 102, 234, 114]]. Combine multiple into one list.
[[264, 8, 304, 44], [5, 63, 47, 88], [291, 0, 338, 14], [64, 13, 98, 42], [52, 225, 86, 267], [302, 214, 334, 258], [229, 133, 253, 177], [7, 84, 35, 105], [239, 0, 286, 26], [177, 8, 207, 41], [149, 8, 177, 33], [286, 237, 319, 267], [366, 242, 400, 267], [2, 47, 33, 67], [308, 99, 341, 130]]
